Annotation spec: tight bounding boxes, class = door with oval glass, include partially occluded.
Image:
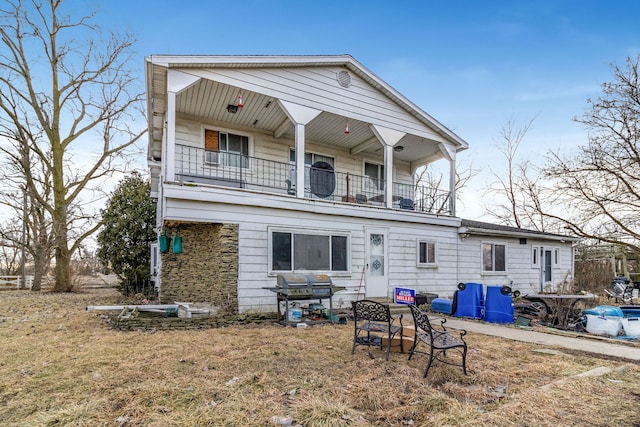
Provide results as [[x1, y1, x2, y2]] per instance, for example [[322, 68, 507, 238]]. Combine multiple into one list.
[[365, 228, 388, 298]]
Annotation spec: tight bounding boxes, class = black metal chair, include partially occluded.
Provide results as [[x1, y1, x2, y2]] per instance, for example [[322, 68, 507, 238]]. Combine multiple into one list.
[[408, 304, 468, 377], [351, 299, 403, 361]]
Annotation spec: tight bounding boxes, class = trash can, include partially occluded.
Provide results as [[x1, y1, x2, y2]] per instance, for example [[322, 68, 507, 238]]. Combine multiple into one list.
[[483, 285, 514, 323], [431, 298, 453, 315], [454, 282, 484, 319]]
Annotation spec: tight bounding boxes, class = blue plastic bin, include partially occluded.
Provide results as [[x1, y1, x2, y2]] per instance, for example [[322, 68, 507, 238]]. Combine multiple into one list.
[[454, 282, 484, 319], [483, 285, 514, 323], [430, 298, 453, 315]]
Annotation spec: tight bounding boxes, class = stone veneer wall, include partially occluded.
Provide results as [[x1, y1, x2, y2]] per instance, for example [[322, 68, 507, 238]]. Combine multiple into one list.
[[108, 312, 277, 331], [160, 223, 239, 313]]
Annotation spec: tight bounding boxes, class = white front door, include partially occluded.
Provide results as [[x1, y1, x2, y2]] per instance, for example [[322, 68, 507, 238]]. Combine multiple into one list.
[[365, 228, 388, 298]]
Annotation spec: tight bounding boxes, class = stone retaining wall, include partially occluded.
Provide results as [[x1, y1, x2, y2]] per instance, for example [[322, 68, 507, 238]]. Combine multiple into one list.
[[160, 223, 239, 313], [108, 312, 278, 331]]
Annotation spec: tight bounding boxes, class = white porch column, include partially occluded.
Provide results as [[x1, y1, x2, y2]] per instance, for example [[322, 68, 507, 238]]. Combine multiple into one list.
[[277, 100, 322, 198], [439, 143, 457, 216], [165, 70, 200, 182], [370, 125, 406, 208], [294, 123, 306, 197], [383, 145, 394, 208]]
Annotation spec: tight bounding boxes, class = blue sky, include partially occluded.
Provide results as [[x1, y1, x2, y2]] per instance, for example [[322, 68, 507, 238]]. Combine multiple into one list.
[[93, 0, 640, 219]]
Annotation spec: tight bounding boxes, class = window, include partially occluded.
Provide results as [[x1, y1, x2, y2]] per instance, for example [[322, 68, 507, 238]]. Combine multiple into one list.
[[554, 248, 560, 265], [289, 150, 335, 193], [289, 150, 335, 167], [271, 230, 348, 272], [417, 240, 437, 267], [364, 162, 384, 190], [204, 129, 249, 167], [532, 247, 538, 267], [482, 242, 506, 272]]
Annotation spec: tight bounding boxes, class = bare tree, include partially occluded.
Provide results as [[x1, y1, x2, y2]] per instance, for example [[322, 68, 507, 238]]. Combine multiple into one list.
[[415, 157, 479, 212], [0, 0, 145, 291], [0, 218, 22, 276], [484, 116, 549, 230], [530, 55, 640, 251], [0, 134, 55, 290]]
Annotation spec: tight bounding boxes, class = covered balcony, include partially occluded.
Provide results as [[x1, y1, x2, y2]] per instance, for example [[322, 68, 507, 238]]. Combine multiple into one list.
[[175, 144, 452, 215], [146, 56, 469, 216]]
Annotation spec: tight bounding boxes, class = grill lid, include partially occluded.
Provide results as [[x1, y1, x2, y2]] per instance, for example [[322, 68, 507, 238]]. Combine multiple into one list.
[[277, 273, 332, 287]]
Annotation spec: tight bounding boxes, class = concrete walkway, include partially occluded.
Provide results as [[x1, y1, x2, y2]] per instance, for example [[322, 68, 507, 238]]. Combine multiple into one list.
[[444, 317, 640, 361]]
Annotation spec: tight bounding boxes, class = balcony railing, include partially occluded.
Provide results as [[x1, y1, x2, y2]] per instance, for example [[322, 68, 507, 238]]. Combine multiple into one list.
[[175, 144, 451, 215]]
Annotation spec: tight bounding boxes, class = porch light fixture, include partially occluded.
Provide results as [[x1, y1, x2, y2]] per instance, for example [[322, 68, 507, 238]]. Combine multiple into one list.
[[394, 145, 404, 152], [226, 104, 239, 114], [237, 93, 244, 108], [344, 120, 350, 134]]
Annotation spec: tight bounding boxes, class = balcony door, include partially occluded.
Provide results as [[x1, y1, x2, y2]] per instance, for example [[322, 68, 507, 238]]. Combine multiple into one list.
[[365, 228, 388, 298]]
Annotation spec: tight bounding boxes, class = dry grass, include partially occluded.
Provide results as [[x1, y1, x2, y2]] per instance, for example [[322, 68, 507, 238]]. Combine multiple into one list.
[[0, 287, 639, 427]]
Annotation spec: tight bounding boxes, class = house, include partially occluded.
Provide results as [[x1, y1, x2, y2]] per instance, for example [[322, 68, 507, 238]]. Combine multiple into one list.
[[145, 54, 577, 313], [458, 220, 579, 294]]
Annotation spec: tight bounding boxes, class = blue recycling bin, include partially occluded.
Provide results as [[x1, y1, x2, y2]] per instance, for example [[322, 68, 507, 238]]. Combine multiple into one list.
[[430, 298, 453, 315], [454, 282, 484, 319], [483, 285, 514, 323]]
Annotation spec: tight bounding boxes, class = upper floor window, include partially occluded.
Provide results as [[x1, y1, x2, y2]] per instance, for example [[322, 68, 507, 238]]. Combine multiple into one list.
[[204, 128, 249, 168], [364, 162, 384, 190], [417, 240, 437, 267], [482, 242, 506, 272], [289, 150, 335, 168]]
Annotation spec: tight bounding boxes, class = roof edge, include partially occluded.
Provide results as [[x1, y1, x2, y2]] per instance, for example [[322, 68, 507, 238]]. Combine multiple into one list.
[[459, 219, 580, 242]]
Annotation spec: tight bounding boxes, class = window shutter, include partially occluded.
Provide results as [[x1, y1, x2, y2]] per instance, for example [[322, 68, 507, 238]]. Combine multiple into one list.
[[205, 129, 219, 151]]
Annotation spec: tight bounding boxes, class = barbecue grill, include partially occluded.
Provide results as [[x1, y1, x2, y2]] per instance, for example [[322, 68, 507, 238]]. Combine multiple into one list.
[[264, 273, 345, 324]]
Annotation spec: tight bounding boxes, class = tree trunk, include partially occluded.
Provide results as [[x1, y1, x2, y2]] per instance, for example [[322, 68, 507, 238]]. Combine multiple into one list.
[[52, 150, 72, 292], [53, 241, 72, 292], [30, 238, 49, 292]]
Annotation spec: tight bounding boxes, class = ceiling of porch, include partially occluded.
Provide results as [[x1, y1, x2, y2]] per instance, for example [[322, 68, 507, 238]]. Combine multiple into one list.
[[173, 79, 443, 164]]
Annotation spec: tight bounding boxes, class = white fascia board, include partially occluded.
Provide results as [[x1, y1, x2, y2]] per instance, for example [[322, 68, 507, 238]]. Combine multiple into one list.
[[145, 54, 353, 68], [459, 226, 580, 242]]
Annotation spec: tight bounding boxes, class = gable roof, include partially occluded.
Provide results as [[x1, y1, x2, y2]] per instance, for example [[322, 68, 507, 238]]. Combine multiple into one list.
[[146, 54, 468, 150]]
